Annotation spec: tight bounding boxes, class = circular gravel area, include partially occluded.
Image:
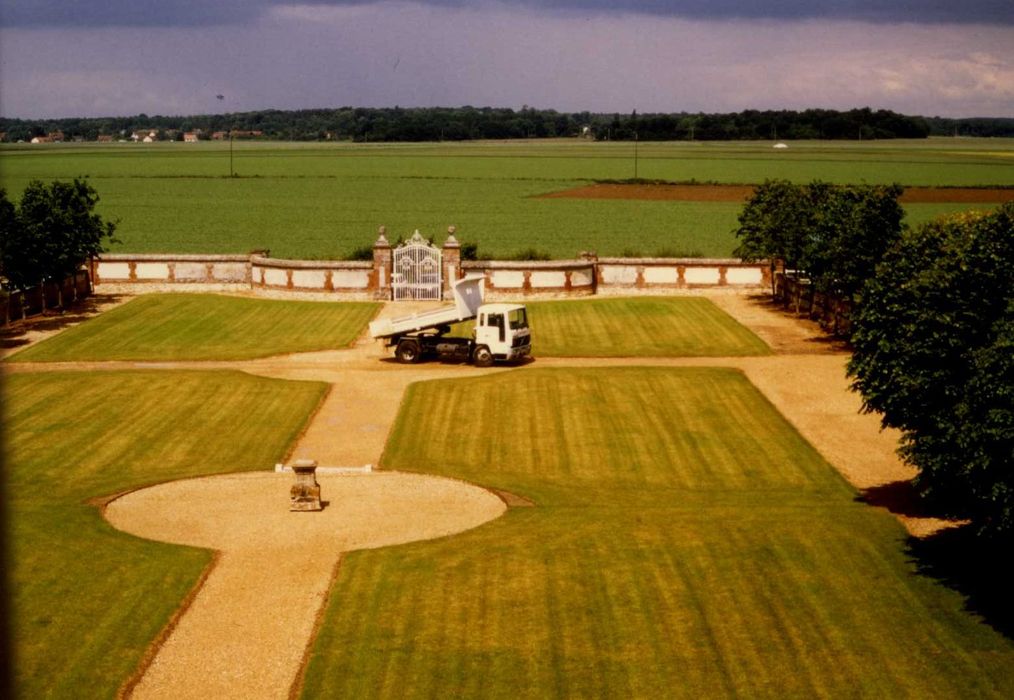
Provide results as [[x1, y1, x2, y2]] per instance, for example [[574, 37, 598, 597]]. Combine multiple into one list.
[[105, 471, 506, 699]]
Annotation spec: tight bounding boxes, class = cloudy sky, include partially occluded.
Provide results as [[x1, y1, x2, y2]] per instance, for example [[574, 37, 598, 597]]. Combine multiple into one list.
[[1, 1, 1012, 119]]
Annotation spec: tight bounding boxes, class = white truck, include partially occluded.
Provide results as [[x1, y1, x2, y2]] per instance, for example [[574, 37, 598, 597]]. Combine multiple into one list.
[[369, 275, 532, 367]]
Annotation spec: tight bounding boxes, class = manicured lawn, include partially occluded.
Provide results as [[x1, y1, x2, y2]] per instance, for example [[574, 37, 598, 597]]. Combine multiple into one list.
[[300, 368, 1014, 697], [527, 297, 771, 357], [7, 294, 380, 362], [4, 370, 328, 698]]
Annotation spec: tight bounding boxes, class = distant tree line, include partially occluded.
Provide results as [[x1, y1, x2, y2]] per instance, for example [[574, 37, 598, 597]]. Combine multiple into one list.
[[925, 117, 1014, 138], [0, 106, 954, 143]]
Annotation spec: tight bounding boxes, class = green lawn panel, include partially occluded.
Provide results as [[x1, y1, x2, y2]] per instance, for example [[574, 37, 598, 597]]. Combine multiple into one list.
[[5, 370, 328, 698], [527, 297, 771, 357], [301, 367, 1014, 698], [7, 294, 380, 362]]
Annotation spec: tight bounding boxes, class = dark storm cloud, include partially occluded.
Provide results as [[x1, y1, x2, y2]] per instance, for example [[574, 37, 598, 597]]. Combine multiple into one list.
[[2, 0, 1012, 28], [0, 0, 259, 27]]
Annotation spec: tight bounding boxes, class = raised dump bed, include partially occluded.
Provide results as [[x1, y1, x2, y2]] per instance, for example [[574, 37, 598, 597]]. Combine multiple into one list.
[[369, 275, 485, 339]]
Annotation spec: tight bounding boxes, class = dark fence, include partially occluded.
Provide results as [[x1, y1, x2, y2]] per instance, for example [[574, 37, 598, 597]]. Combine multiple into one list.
[[773, 271, 852, 336], [2, 270, 92, 325]]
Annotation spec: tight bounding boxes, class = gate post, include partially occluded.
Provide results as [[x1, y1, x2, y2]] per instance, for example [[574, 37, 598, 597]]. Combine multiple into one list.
[[442, 226, 461, 300], [372, 227, 393, 300]]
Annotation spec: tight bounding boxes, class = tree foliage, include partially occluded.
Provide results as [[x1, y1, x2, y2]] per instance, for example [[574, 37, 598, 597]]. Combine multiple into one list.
[[848, 204, 1014, 538], [0, 179, 117, 293], [733, 179, 817, 271], [734, 180, 904, 300], [805, 183, 904, 299]]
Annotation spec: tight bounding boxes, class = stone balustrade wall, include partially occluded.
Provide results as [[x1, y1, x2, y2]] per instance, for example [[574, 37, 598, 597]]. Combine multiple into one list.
[[93, 234, 770, 301]]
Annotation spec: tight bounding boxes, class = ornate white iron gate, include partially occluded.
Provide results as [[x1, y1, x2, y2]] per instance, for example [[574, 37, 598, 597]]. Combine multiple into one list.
[[392, 231, 442, 301]]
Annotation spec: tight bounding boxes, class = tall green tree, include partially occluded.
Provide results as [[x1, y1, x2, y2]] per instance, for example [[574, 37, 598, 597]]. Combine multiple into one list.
[[733, 179, 815, 274], [735, 180, 903, 311], [0, 187, 46, 291], [848, 204, 1014, 539], [0, 179, 116, 306], [806, 183, 905, 299]]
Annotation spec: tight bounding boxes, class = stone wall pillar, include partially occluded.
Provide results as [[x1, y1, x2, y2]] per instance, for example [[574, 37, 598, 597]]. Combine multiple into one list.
[[442, 226, 461, 300], [372, 227, 393, 300], [579, 250, 599, 293]]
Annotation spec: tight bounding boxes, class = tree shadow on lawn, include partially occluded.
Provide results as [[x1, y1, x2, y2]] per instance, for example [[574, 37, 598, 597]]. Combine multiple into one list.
[[861, 480, 1013, 638], [1, 295, 125, 350], [859, 479, 929, 520], [739, 292, 852, 353], [905, 525, 1014, 640]]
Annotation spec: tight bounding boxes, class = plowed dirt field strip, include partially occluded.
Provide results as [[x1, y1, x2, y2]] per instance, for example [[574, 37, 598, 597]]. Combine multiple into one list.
[[5, 293, 949, 699], [537, 182, 1014, 203]]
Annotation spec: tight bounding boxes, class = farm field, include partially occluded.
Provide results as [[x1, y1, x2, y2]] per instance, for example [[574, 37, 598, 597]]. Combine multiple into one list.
[[4, 370, 328, 698], [6, 294, 380, 362], [1, 138, 1011, 259], [303, 367, 1014, 697]]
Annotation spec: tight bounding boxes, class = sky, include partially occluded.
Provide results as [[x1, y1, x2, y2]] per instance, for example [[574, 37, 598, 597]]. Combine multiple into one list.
[[0, 1, 1012, 119]]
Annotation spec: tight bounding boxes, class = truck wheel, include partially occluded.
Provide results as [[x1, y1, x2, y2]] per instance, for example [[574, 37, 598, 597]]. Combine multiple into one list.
[[395, 340, 421, 364], [473, 345, 494, 368]]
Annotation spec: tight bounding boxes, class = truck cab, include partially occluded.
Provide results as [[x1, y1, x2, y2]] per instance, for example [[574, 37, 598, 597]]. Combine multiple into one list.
[[473, 303, 531, 366]]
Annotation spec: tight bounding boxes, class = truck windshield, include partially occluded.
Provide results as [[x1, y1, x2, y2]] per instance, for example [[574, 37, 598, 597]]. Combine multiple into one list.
[[508, 308, 528, 330]]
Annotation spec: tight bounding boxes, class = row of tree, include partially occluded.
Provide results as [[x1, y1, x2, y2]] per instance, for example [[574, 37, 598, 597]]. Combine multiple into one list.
[[0, 180, 117, 306], [0, 106, 945, 143], [733, 180, 905, 302], [735, 183, 1012, 539], [849, 204, 1013, 539]]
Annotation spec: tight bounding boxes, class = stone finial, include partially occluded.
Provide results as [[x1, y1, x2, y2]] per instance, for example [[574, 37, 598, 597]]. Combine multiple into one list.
[[375, 226, 389, 248], [444, 225, 460, 248]]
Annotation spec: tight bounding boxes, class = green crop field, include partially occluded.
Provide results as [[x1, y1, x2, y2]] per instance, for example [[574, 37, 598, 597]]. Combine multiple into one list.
[[302, 368, 1014, 697], [6, 294, 380, 362], [1, 139, 1010, 259], [4, 370, 328, 698], [527, 297, 771, 357]]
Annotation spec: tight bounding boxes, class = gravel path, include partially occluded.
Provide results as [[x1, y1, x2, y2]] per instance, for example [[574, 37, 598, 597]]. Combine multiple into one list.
[[106, 472, 506, 699], [7, 291, 953, 697]]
